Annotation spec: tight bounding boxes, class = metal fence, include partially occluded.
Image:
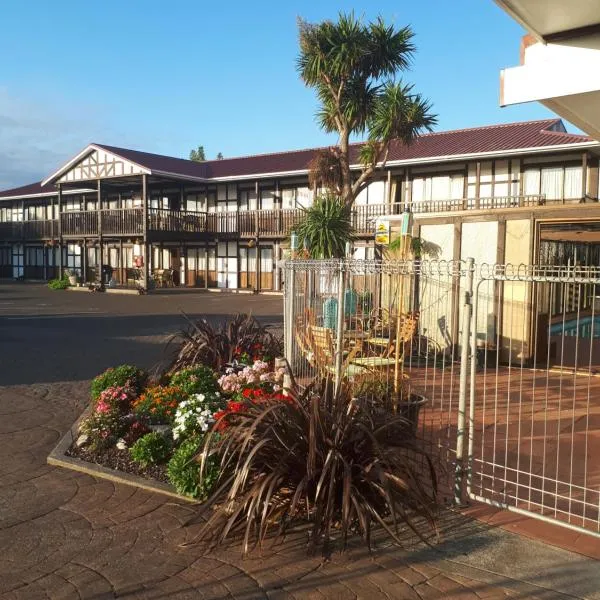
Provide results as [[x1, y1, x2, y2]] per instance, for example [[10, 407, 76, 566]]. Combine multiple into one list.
[[283, 258, 600, 538]]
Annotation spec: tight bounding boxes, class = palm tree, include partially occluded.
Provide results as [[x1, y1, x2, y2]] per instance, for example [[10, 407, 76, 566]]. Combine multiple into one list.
[[294, 194, 354, 259], [297, 13, 437, 207]]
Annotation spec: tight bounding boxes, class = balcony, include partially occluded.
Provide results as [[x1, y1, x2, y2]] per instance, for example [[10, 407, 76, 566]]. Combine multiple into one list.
[[2, 194, 590, 245], [0, 220, 58, 240], [61, 209, 144, 237]]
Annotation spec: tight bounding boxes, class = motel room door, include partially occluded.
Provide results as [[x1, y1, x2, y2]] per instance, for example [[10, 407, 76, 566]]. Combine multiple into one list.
[[217, 242, 238, 289], [259, 246, 274, 291]]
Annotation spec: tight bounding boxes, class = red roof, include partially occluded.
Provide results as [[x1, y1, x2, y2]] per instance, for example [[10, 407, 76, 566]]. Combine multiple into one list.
[[0, 119, 593, 199]]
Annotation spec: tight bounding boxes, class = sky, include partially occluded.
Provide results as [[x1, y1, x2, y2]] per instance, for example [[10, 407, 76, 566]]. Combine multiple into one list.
[[0, 0, 563, 190]]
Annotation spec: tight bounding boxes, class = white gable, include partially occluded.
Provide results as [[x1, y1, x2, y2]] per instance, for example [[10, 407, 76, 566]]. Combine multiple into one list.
[[57, 148, 147, 183]]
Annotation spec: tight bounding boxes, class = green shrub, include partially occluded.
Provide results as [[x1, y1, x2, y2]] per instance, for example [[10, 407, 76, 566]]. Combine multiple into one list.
[[129, 432, 171, 467], [48, 273, 70, 290], [169, 365, 219, 396], [91, 365, 146, 401], [167, 435, 219, 499]]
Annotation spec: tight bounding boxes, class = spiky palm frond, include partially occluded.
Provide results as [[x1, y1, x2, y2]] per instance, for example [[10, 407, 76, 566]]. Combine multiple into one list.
[[294, 194, 354, 259]]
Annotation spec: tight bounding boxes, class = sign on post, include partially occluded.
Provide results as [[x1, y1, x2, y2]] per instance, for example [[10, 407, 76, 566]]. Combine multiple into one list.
[[374, 218, 390, 245]]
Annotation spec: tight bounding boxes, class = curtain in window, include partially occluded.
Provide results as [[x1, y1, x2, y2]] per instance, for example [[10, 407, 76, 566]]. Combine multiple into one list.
[[450, 175, 464, 199], [564, 166, 582, 199], [524, 169, 541, 196], [541, 167, 563, 200], [411, 178, 424, 203], [431, 176, 450, 201]]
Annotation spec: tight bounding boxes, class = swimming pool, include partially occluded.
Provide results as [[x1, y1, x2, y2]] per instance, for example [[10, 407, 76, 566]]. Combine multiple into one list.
[[550, 315, 600, 339]]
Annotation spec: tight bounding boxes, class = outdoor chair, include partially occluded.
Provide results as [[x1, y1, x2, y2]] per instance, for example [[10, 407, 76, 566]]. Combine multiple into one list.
[[306, 325, 369, 379], [353, 312, 419, 369]]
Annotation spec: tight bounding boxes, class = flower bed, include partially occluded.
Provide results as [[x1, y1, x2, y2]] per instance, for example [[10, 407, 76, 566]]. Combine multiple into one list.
[[62, 312, 437, 554], [66, 328, 286, 499]]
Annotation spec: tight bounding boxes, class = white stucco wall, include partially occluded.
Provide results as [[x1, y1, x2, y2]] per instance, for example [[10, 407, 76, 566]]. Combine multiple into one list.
[[419, 223, 454, 261]]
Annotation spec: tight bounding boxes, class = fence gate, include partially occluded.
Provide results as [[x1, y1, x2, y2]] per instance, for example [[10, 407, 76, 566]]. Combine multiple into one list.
[[466, 264, 600, 538]]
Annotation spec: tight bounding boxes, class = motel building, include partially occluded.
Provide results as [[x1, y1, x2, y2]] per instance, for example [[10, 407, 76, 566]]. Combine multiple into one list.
[[1, 119, 600, 297]]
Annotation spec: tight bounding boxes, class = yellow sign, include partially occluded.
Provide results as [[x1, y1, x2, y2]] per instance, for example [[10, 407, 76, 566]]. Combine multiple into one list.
[[374, 218, 390, 245]]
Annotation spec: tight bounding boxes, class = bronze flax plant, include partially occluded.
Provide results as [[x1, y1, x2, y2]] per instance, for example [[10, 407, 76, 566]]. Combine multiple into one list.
[[191, 378, 438, 556]]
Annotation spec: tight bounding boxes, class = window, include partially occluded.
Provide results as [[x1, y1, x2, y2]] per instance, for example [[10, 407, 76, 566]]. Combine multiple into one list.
[[523, 165, 582, 201], [186, 193, 207, 212], [260, 189, 274, 210], [239, 189, 257, 211], [412, 173, 463, 203], [217, 241, 238, 288]]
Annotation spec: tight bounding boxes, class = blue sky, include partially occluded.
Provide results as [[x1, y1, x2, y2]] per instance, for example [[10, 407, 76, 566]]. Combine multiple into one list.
[[0, 1, 559, 189]]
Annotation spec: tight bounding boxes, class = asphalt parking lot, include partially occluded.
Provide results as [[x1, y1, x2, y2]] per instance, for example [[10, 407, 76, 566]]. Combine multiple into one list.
[[0, 282, 283, 386]]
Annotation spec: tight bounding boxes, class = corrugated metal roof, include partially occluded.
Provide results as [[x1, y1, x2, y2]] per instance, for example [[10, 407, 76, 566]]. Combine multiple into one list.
[[0, 119, 594, 199]]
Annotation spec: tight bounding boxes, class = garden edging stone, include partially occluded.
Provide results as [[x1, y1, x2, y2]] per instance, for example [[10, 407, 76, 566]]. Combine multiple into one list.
[[47, 403, 198, 503]]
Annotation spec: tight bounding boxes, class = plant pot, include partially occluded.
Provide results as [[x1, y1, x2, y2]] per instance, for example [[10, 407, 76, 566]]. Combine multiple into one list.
[[68, 275, 78, 286], [362, 393, 427, 440]]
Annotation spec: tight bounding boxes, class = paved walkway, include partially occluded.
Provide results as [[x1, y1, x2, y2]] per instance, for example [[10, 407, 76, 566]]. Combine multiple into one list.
[[3, 380, 600, 599]]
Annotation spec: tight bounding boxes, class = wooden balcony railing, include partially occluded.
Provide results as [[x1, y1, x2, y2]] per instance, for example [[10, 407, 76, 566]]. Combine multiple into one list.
[[61, 211, 98, 236], [148, 208, 207, 233], [5, 194, 593, 245], [0, 220, 58, 240], [102, 208, 144, 235]]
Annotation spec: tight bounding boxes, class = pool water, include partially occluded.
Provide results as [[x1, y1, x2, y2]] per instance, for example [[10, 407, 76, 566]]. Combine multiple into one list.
[[550, 315, 600, 338]]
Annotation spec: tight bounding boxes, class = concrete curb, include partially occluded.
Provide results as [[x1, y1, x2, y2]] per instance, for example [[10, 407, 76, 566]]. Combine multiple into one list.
[[47, 404, 198, 504]]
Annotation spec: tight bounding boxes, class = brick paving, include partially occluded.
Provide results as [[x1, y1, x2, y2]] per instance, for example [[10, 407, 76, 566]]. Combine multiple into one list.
[[0, 282, 585, 599]]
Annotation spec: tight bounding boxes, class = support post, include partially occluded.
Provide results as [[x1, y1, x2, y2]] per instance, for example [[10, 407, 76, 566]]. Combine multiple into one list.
[[475, 162, 482, 209], [57, 184, 63, 278], [97, 180, 103, 285], [142, 174, 149, 289], [334, 261, 346, 395], [82, 238, 88, 283], [204, 244, 209, 289], [455, 256, 474, 505], [467, 279, 480, 499], [283, 261, 296, 376]]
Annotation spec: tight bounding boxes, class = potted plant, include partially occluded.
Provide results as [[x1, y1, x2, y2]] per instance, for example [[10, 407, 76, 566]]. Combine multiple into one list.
[[64, 269, 79, 286]]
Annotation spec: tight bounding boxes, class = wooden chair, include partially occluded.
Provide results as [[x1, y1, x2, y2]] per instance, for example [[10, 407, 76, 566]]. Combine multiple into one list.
[[353, 312, 419, 369], [306, 325, 368, 379]]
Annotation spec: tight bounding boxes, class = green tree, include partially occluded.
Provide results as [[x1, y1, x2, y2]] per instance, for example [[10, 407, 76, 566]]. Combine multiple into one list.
[[295, 193, 354, 259], [216, 152, 224, 160], [297, 12, 437, 207], [189, 145, 206, 162]]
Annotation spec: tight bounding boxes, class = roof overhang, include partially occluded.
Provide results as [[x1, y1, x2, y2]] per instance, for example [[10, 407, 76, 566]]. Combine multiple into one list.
[[496, 1, 600, 141], [204, 141, 600, 183], [0, 188, 95, 202]]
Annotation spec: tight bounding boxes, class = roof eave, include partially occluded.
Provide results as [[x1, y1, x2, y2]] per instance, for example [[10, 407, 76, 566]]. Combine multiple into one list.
[[207, 140, 599, 182], [0, 187, 96, 202]]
